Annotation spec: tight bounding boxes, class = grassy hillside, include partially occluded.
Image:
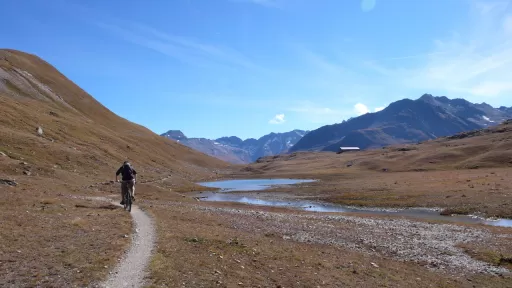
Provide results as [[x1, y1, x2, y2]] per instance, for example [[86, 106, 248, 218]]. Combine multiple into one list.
[[246, 119, 512, 175], [0, 49, 229, 184], [0, 49, 229, 287]]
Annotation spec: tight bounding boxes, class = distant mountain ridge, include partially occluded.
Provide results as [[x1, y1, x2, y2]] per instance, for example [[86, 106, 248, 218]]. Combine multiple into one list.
[[290, 94, 512, 152], [161, 129, 308, 164]]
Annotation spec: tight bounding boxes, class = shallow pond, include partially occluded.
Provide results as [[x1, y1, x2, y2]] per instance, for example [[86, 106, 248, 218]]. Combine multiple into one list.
[[197, 178, 316, 192], [196, 179, 512, 228]]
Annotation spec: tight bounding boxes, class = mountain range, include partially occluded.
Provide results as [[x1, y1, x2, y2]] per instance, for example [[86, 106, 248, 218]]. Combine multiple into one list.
[[290, 94, 512, 152], [161, 129, 308, 164]]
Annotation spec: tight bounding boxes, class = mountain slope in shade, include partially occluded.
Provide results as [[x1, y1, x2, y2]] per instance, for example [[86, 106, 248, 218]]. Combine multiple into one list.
[[161, 130, 187, 141], [243, 119, 512, 178], [161, 129, 308, 164], [499, 106, 512, 114], [290, 94, 512, 152]]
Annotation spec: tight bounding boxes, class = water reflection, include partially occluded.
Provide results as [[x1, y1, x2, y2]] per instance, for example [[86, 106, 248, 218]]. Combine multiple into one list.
[[198, 178, 316, 192], [196, 179, 512, 228]]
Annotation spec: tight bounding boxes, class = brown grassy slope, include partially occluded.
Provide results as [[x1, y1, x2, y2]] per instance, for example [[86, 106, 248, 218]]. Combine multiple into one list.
[[0, 49, 229, 287], [241, 119, 512, 176], [0, 179, 133, 288], [231, 120, 512, 218], [0, 49, 229, 183]]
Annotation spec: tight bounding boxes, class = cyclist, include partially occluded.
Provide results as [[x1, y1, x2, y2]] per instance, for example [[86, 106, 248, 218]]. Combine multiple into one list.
[[115, 161, 137, 205]]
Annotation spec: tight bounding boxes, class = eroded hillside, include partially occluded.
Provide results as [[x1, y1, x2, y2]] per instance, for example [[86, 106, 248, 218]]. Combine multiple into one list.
[[0, 49, 229, 188]]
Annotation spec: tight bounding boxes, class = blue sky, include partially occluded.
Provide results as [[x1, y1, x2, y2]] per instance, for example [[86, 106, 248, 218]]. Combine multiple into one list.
[[1, 0, 512, 139]]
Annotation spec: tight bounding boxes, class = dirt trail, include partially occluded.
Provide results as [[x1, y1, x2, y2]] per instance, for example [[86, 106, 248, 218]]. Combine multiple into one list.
[[86, 197, 156, 288]]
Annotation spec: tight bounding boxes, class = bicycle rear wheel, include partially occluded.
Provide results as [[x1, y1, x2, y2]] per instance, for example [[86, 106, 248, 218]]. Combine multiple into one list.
[[123, 196, 127, 210], [127, 195, 132, 212], [123, 189, 129, 210]]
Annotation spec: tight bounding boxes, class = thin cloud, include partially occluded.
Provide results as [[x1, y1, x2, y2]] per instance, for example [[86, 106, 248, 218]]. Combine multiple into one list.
[[504, 15, 512, 34], [364, 0, 512, 102], [469, 81, 512, 97], [134, 23, 258, 69], [286, 47, 391, 123], [269, 114, 286, 124], [96, 21, 259, 70], [374, 107, 385, 112], [228, 0, 281, 8], [287, 101, 352, 124], [378, 51, 449, 61], [361, 0, 376, 12], [292, 45, 375, 102]]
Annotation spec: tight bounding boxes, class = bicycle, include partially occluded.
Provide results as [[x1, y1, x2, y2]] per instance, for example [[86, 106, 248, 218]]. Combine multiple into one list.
[[123, 186, 132, 212], [118, 180, 133, 212]]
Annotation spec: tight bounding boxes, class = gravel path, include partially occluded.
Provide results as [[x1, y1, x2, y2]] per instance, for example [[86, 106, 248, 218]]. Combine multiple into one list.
[[89, 197, 156, 288]]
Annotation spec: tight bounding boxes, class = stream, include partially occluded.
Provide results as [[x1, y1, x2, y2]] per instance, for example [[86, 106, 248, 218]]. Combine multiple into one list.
[[196, 179, 512, 228]]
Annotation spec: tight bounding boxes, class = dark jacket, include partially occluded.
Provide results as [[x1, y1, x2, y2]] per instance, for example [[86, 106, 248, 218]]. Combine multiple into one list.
[[116, 164, 137, 181]]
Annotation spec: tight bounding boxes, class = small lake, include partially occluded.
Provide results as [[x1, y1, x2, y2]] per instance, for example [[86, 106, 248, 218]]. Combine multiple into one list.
[[196, 179, 512, 228], [197, 178, 316, 192]]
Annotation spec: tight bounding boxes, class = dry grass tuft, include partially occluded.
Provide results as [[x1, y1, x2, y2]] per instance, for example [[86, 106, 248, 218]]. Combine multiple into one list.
[[458, 242, 512, 270], [70, 217, 89, 228], [99, 204, 120, 210], [40, 198, 59, 205]]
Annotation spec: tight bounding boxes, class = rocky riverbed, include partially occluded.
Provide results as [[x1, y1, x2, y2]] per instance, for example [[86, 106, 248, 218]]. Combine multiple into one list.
[[146, 199, 512, 277]]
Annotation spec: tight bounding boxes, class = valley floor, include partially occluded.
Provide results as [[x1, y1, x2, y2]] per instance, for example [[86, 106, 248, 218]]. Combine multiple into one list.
[[228, 168, 512, 219], [136, 170, 512, 287], [2, 165, 512, 287], [137, 190, 512, 287]]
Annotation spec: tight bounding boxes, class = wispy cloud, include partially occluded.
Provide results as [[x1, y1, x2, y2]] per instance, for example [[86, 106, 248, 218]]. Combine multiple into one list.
[[83, 0, 511, 129], [364, 0, 512, 102], [287, 101, 353, 124], [228, 0, 281, 8], [504, 14, 512, 33], [292, 46, 377, 101], [361, 0, 377, 12], [269, 113, 286, 124], [96, 21, 259, 70], [279, 45, 393, 124], [376, 51, 449, 61], [260, 0, 512, 125]]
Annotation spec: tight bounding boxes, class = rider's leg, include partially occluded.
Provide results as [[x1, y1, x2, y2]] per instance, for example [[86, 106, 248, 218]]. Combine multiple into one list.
[[120, 181, 128, 205], [127, 179, 135, 201]]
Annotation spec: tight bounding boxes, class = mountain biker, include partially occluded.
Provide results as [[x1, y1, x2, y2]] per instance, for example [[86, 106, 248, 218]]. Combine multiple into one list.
[[115, 161, 137, 205]]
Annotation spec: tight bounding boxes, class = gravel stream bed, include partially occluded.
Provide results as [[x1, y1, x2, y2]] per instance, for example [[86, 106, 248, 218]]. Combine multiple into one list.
[[148, 200, 511, 276]]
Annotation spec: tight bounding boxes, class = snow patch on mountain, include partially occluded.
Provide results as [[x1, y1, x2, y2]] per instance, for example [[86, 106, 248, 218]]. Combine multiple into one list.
[[161, 129, 309, 164], [482, 116, 494, 123]]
